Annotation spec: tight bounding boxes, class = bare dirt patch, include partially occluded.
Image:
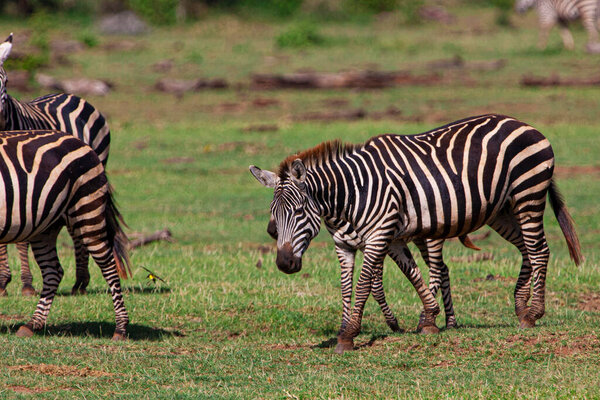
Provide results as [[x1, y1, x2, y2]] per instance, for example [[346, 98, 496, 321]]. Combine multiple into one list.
[[5, 385, 51, 394], [577, 293, 600, 312], [554, 165, 600, 179], [9, 363, 114, 378]]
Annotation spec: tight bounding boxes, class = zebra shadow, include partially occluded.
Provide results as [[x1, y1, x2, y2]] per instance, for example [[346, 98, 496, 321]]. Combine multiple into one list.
[[55, 285, 172, 296], [0, 321, 184, 340]]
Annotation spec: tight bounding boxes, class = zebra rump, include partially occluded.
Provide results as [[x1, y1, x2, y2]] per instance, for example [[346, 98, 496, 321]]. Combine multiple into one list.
[[0, 130, 131, 340]]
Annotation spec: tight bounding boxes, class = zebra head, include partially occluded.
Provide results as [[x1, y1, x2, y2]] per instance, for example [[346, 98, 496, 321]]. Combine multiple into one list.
[[250, 159, 321, 274], [515, 0, 537, 13], [0, 33, 12, 128]]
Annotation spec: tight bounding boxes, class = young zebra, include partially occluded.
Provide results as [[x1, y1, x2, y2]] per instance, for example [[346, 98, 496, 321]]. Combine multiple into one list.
[[0, 33, 110, 296], [0, 130, 130, 340], [515, 0, 600, 52], [250, 114, 582, 354]]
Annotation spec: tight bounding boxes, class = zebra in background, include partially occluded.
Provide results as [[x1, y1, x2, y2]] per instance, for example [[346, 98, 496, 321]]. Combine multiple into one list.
[[515, 0, 600, 52], [0, 130, 130, 340], [250, 114, 582, 354], [0, 33, 111, 296]]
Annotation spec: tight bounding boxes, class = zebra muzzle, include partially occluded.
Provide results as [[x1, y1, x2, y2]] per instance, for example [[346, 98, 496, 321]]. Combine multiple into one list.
[[276, 242, 302, 274]]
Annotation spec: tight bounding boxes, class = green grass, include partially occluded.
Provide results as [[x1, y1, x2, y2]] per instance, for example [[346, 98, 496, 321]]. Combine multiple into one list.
[[1, 4, 600, 398]]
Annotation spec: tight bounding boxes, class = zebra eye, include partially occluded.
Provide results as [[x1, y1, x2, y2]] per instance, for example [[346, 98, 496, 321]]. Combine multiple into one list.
[[293, 208, 303, 216]]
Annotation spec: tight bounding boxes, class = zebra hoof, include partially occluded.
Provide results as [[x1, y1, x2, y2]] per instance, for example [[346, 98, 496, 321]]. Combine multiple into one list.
[[334, 338, 354, 354], [388, 319, 403, 333], [71, 287, 87, 296], [21, 285, 36, 297], [16, 324, 34, 338], [112, 332, 127, 341], [519, 317, 535, 329], [418, 324, 440, 335], [445, 317, 458, 329]]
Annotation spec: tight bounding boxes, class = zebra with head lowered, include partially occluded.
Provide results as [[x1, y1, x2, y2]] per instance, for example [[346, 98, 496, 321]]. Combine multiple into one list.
[[0, 130, 130, 340], [0, 33, 110, 296], [515, 0, 600, 52], [250, 114, 582, 354]]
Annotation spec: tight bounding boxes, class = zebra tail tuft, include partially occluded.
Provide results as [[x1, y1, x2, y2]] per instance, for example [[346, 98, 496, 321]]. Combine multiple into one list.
[[548, 179, 583, 266], [105, 183, 132, 279], [459, 234, 481, 251]]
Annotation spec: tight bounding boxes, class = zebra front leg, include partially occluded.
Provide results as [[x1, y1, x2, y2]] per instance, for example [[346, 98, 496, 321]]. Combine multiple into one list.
[[415, 239, 456, 328], [335, 243, 388, 354], [69, 228, 90, 295], [0, 244, 11, 296], [371, 261, 401, 332], [335, 246, 356, 334], [558, 23, 574, 50], [388, 241, 440, 334], [582, 15, 600, 53], [16, 230, 63, 338], [17, 242, 36, 296]]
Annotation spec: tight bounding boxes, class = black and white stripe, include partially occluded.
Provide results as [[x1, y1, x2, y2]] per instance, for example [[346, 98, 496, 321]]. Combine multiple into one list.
[[251, 114, 582, 353], [516, 0, 600, 52], [0, 130, 129, 340], [0, 33, 110, 296]]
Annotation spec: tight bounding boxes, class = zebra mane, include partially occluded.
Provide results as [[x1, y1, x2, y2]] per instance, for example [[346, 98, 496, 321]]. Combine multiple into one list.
[[278, 140, 359, 179]]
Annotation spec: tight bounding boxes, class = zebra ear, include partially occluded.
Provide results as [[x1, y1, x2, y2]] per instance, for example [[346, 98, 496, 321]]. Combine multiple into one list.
[[0, 33, 13, 65], [249, 165, 278, 188], [290, 159, 306, 184]]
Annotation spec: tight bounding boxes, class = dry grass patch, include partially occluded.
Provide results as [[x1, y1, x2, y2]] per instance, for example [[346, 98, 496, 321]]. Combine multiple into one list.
[[9, 363, 114, 378]]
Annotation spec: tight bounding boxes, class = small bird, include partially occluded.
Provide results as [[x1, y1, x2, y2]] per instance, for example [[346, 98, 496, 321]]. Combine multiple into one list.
[[142, 266, 166, 284]]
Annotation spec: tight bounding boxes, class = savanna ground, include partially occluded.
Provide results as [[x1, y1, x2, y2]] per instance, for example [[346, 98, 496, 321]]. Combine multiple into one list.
[[0, 3, 599, 398]]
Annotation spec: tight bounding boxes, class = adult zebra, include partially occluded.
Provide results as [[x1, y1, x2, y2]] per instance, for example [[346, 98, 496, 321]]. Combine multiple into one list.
[[515, 0, 600, 52], [0, 33, 110, 296], [250, 114, 582, 354], [0, 130, 130, 340]]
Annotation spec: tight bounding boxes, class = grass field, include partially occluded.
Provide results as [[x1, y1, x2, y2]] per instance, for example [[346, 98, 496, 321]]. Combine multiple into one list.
[[0, 4, 599, 398]]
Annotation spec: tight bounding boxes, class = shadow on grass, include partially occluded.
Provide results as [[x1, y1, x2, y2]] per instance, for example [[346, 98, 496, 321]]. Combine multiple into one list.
[[56, 285, 172, 297], [0, 321, 184, 341]]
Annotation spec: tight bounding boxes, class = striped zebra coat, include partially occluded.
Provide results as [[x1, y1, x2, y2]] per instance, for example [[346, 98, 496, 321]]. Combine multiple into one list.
[[0, 130, 130, 340], [0, 34, 110, 296], [250, 114, 582, 354], [516, 0, 600, 52]]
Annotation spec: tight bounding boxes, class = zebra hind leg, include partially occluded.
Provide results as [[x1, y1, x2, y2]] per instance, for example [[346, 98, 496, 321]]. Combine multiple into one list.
[[370, 261, 401, 333], [17, 242, 36, 296], [16, 227, 63, 338], [0, 244, 11, 296], [69, 228, 90, 296]]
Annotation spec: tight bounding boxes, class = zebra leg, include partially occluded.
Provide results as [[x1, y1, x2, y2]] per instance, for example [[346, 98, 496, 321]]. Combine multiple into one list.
[[513, 211, 549, 328], [415, 239, 457, 329], [335, 241, 389, 353], [0, 244, 11, 296], [17, 242, 36, 296], [488, 212, 532, 326], [371, 258, 401, 333], [15, 228, 63, 337], [538, 22, 554, 50], [69, 226, 90, 296], [582, 13, 600, 52], [388, 241, 440, 334], [557, 22, 575, 50], [335, 245, 355, 334]]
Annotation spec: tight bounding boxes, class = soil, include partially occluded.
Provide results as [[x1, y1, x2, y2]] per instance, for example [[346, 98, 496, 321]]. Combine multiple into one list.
[[8, 363, 113, 377]]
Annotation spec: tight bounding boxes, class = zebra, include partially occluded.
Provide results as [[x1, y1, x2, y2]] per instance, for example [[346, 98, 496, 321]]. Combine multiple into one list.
[[250, 114, 582, 354], [0, 130, 130, 340], [515, 0, 600, 52], [0, 33, 111, 296]]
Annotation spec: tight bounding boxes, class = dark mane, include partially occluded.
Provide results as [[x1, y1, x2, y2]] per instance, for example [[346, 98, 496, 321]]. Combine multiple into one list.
[[278, 140, 359, 179]]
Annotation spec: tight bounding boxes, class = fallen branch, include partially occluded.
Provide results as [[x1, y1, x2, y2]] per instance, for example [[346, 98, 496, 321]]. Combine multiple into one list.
[[521, 74, 600, 87], [129, 229, 173, 249], [251, 70, 441, 90]]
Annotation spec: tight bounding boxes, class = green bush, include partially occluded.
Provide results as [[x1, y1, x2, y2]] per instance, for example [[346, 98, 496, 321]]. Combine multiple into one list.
[[275, 21, 327, 48], [128, 0, 179, 25]]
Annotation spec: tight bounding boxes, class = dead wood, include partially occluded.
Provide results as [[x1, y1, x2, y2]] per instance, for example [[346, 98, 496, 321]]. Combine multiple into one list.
[[521, 74, 600, 87], [251, 70, 441, 90], [154, 78, 228, 96], [36, 73, 113, 96], [129, 229, 173, 249]]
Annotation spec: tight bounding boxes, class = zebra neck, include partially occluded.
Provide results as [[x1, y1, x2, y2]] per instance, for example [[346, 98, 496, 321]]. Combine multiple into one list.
[[304, 160, 353, 222], [5, 95, 56, 130]]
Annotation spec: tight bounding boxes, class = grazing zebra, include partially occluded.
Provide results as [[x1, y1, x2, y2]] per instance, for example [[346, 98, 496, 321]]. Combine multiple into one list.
[[0, 33, 111, 296], [515, 0, 600, 52], [250, 114, 582, 354], [0, 130, 130, 340]]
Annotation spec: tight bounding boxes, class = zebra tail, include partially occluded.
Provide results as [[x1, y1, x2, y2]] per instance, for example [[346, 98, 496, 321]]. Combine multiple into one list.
[[548, 179, 583, 266], [459, 234, 481, 251], [105, 183, 132, 279]]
